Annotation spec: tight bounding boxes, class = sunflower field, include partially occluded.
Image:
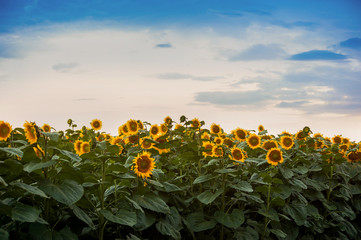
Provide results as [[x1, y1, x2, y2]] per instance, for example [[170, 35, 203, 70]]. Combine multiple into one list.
[[0, 116, 361, 240]]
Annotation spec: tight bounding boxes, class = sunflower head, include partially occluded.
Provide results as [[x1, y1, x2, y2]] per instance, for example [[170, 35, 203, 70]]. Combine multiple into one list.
[[90, 119, 102, 131], [33, 145, 45, 158], [201, 132, 210, 140], [295, 130, 307, 140], [174, 124, 184, 130], [160, 123, 168, 135], [121, 124, 130, 135], [111, 136, 123, 146], [212, 145, 224, 157], [191, 118, 201, 128], [202, 142, 214, 157], [280, 136, 294, 150], [0, 121, 12, 141], [332, 135, 342, 144], [24, 121, 38, 144], [223, 138, 233, 148], [74, 140, 83, 155], [247, 134, 261, 149], [140, 138, 154, 149], [42, 124, 51, 133], [313, 133, 323, 139], [342, 138, 350, 145], [127, 119, 139, 134], [80, 141, 91, 155], [132, 151, 156, 179], [229, 147, 246, 163], [138, 120, 144, 130], [164, 116, 172, 126], [266, 148, 284, 166], [233, 128, 248, 141], [149, 124, 160, 138], [214, 137, 223, 145], [258, 125, 265, 132], [280, 131, 292, 136], [262, 140, 278, 150], [210, 123, 221, 135], [346, 150, 361, 163], [126, 135, 139, 145]]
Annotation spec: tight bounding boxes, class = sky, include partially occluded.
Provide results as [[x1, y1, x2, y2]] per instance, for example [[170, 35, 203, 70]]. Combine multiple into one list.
[[1, 0, 361, 141]]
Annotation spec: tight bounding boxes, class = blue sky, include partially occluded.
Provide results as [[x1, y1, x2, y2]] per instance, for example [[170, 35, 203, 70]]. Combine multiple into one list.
[[1, 0, 361, 140]]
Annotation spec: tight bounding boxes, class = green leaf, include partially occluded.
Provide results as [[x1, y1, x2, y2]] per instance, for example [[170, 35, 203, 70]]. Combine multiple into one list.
[[280, 167, 294, 179], [193, 174, 215, 184], [231, 181, 253, 193], [214, 209, 244, 229], [12, 182, 48, 198], [0, 228, 9, 240], [163, 182, 182, 192], [0, 176, 7, 187], [156, 220, 181, 240], [23, 160, 57, 173], [184, 212, 216, 232], [0, 147, 23, 158], [283, 204, 308, 226], [48, 147, 81, 162], [42, 132, 60, 142], [133, 193, 170, 213], [270, 229, 287, 238], [39, 180, 84, 206], [125, 156, 134, 168], [234, 226, 259, 240], [134, 211, 156, 231], [100, 209, 136, 227], [214, 168, 237, 174], [197, 188, 223, 205], [147, 179, 163, 187], [289, 179, 307, 189], [71, 205, 95, 229], [125, 196, 144, 213], [293, 166, 308, 175], [12, 203, 41, 222]]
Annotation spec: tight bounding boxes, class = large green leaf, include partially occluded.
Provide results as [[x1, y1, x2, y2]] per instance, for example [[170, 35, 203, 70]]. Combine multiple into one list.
[[0, 147, 23, 158], [48, 147, 81, 162], [184, 212, 216, 232], [42, 132, 60, 143], [24, 160, 57, 173], [214, 209, 244, 229], [39, 180, 84, 206], [71, 205, 95, 229], [231, 181, 253, 193], [156, 220, 181, 240], [0, 228, 9, 240], [193, 174, 215, 184], [12, 182, 48, 198], [283, 204, 308, 226], [133, 193, 170, 213], [100, 209, 136, 227], [163, 182, 182, 192], [197, 188, 223, 205], [11, 203, 41, 222]]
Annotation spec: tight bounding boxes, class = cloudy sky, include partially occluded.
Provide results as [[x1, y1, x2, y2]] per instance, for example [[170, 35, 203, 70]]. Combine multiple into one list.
[[1, 0, 361, 140]]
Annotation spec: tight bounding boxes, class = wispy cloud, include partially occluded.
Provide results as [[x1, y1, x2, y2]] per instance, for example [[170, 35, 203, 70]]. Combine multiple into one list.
[[155, 43, 173, 48], [288, 50, 347, 61], [229, 44, 287, 61], [157, 72, 223, 81], [52, 63, 78, 73]]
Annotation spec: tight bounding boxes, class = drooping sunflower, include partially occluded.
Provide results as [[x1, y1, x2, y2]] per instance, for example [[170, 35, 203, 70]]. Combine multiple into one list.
[[149, 124, 160, 138], [160, 123, 168, 135], [164, 116, 172, 126], [42, 124, 51, 133], [111, 136, 123, 146], [0, 121, 12, 141], [266, 148, 284, 166], [295, 130, 306, 141], [74, 140, 83, 155], [202, 142, 214, 157], [247, 134, 261, 149], [210, 123, 221, 135], [229, 146, 246, 163], [90, 119, 102, 131], [233, 128, 248, 141], [332, 135, 342, 144], [191, 118, 201, 128], [201, 132, 210, 140], [154, 136, 170, 154], [33, 145, 45, 158], [214, 137, 223, 145], [127, 119, 139, 134], [280, 136, 294, 150], [258, 125, 265, 132], [132, 151, 156, 179], [346, 150, 361, 163], [212, 145, 224, 157], [140, 138, 154, 150], [262, 140, 278, 150], [138, 120, 144, 130], [80, 141, 91, 155], [24, 121, 38, 144]]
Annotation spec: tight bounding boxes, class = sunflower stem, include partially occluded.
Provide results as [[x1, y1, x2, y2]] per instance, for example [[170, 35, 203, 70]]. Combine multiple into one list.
[[98, 158, 106, 240]]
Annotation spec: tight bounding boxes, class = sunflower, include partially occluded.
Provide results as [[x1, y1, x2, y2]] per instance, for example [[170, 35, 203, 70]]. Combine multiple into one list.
[[315, 140, 325, 149], [149, 124, 160, 138], [229, 146, 246, 163], [266, 148, 284, 166], [24, 121, 38, 144], [280, 131, 292, 136], [132, 151, 156, 179], [154, 136, 170, 154], [346, 150, 361, 163], [126, 135, 139, 145], [212, 145, 224, 157], [164, 116, 172, 125], [127, 119, 139, 134], [210, 123, 221, 135], [90, 119, 102, 131], [295, 130, 306, 141], [280, 136, 294, 150], [174, 124, 183, 130], [261, 135, 272, 140], [118, 145, 124, 155], [111, 136, 123, 146], [140, 138, 154, 149], [160, 123, 168, 135], [342, 138, 350, 145], [262, 140, 278, 150], [74, 140, 83, 155], [191, 118, 201, 128], [80, 141, 91, 155], [118, 126, 123, 135], [121, 124, 130, 135], [258, 125, 265, 132], [214, 136, 223, 145], [202, 142, 214, 157], [33, 145, 45, 158], [339, 144, 348, 152], [233, 128, 248, 141], [201, 132, 210, 140], [0, 121, 12, 141], [42, 124, 51, 133], [223, 138, 233, 148], [138, 120, 144, 130], [332, 135, 342, 144], [313, 133, 323, 139], [247, 134, 261, 149]]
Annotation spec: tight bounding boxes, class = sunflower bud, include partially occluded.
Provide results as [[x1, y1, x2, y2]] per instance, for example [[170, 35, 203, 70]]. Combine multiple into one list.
[[67, 119, 73, 126], [303, 126, 311, 135], [180, 115, 187, 123]]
